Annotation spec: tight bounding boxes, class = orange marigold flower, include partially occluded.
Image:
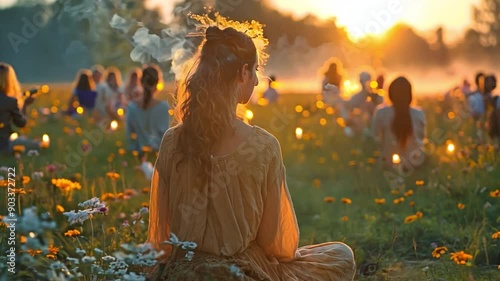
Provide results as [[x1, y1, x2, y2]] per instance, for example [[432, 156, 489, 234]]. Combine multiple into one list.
[[341, 216, 349, 222], [142, 202, 149, 208], [409, 201, 415, 207], [492, 231, 500, 239], [101, 192, 116, 201], [341, 198, 352, 204], [47, 245, 60, 255], [26, 249, 42, 256], [124, 189, 137, 196], [348, 161, 357, 167], [22, 176, 30, 185], [391, 189, 400, 195], [64, 229, 81, 237], [106, 172, 120, 180], [56, 205, 65, 213], [415, 180, 425, 186], [142, 187, 150, 194], [142, 146, 152, 153], [14, 188, 27, 195], [490, 189, 500, 198], [457, 203, 465, 210], [323, 197, 335, 203], [415, 211, 424, 218], [432, 246, 448, 258], [46, 254, 56, 259], [312, 179, 321, 188], [404, 215, 418, 224], [374, 198, 386, 204], [450, 251, 473, 265], [404, 189, 414, 197], [106, 227, 117, 235], [118, 148, 126, 156], [51, 178, 81, 193], [20, 235, 26, 244], [394, 197, 405, 204]]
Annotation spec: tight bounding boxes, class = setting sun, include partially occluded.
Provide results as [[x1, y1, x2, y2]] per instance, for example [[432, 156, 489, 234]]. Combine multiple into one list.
[[269, 0, 478, 42]]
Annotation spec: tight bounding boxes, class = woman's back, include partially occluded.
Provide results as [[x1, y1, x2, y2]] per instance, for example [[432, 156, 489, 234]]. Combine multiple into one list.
[[150, 125, 293, 255], [372, 105, 426, 167], [74, 89, 97, 109], [126, 100, 169, 151]]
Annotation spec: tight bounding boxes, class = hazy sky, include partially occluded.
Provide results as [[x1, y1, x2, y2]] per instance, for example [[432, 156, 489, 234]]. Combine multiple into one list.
[[1, 0, 482, 42], [269, 0, 481, 41]]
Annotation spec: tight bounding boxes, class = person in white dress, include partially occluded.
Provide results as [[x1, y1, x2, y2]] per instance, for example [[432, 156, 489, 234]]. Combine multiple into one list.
[[372, 76, 426, 169]]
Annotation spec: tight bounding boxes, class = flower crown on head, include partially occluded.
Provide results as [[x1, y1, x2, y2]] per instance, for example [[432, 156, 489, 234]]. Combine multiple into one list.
[[187, 12, 269, 66]]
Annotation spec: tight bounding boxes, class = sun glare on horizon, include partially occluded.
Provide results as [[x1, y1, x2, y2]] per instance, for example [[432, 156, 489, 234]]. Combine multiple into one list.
[[322, 0, 402, 41], [269, 0, 478, 43]]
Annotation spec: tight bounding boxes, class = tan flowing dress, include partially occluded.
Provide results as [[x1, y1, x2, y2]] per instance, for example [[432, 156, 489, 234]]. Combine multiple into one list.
[[147, 125, 356, 280]]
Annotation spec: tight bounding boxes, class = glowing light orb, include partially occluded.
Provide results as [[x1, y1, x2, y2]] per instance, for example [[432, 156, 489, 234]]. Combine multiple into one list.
[[110, 120, 118, 131], [245, 109, 254, 120], [295, 127, 303, 140], [392, 154, 401, 164]]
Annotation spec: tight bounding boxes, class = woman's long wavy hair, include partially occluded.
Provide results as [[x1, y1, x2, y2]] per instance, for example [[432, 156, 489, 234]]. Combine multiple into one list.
[[322, 57, 343, 88], [389, 76, 413, 148], [174, 26, 258, 185], [141, 64, 162, 110], [73, 69, 95, 91], [0, 62, 22, 106]]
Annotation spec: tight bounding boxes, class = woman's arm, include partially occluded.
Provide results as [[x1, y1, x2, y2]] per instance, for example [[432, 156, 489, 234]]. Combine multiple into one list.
[[256, 144, 299, 262], [11, 98, 27, 128]]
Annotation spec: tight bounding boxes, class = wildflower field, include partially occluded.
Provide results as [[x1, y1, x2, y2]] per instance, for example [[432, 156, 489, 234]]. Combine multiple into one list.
[[1, 84, 500, 280]]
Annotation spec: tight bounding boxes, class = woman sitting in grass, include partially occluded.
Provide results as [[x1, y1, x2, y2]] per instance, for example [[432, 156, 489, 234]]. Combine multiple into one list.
[[67, 69, 97, 115], [146, 22, 356, 281], [125, 64, 169, 153], [95, 66, 125, 120], [0, 62, 40, 154], [372, 76, 426, 169]]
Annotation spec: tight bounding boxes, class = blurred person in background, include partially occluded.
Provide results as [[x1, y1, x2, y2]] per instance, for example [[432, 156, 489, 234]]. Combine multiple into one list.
[[262, 74, 279, 104], [125, 64, 169, 153], [95, 66, 126, 120], [468, 72, 487, 142], [66, 69, 97, 116], [343, 71, 383, 137], [321, 58, 343, 107], [0, 62, 40, 154], [372, 76, 426, 169], [122, 68, 143, 104]]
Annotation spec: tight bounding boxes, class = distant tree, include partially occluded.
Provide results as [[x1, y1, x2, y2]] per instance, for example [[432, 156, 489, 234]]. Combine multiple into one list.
[[473, 0, 500, 46]]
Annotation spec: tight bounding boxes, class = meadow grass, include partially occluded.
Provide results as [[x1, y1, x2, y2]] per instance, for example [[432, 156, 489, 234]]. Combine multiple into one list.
[[0, 84, 499, 280]]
